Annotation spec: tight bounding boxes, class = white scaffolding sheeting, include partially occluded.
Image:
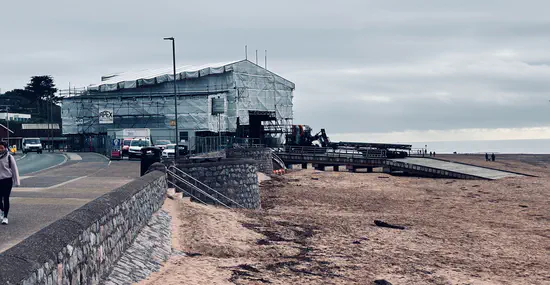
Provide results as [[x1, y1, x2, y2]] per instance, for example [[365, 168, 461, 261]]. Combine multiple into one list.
[[62, 60, 294, 135], [89, 61, 239, 92]]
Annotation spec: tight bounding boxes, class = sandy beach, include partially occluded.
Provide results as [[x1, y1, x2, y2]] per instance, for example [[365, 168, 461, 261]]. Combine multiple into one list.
[[139, 154, 550, 285]]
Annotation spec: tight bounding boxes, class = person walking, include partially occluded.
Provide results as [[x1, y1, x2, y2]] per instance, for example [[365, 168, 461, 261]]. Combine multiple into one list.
[[485, 153, 489, 161], [0, 141, 20, 225], [491, 153, 496, 162]]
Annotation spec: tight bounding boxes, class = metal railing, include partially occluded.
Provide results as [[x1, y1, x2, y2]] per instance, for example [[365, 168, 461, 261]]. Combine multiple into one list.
[[272, 152, 287, 170], [167, 165, 244, 208], [194, 136, 263, 154], [166, 176, 208, 206], [279, 146, 387, 159], [409, 148, 429, 157]]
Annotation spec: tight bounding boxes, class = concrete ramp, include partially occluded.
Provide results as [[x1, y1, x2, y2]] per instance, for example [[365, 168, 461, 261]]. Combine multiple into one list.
[[386, 157, 522, 180]]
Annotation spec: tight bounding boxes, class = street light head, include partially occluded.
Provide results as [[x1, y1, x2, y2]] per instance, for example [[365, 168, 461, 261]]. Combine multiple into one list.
[[163, 37, 174, 41]]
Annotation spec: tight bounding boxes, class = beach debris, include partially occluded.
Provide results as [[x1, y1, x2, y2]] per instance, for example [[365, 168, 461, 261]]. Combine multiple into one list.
[[378, 176, 390, 179], [236, 264, 260, 273], [445, 180, 456, 184], [374, 220, 406, 230], [519, 205, 528, 208], [472, 185, 480, 187], [311, 177, 319, 180], [352, 240, 361, 244], [183, 252, 203, 257], [374, 280, 393, 285], [257, 239, 271, 245]]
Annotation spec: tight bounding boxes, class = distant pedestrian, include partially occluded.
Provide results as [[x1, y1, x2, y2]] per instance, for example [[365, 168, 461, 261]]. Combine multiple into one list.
[[485, 153, 489, 161], [491, 153, 496, 162], [429, 151, 433, 157], [0, 141, 19, 225], [433, 151, 436, 157]]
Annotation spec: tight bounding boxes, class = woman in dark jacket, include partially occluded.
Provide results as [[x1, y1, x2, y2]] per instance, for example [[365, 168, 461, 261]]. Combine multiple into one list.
[[0, 141, 20, 225]]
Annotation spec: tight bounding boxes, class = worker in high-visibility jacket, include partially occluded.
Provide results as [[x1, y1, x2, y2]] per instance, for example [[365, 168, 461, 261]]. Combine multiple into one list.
[[9, 146, 16, 154]]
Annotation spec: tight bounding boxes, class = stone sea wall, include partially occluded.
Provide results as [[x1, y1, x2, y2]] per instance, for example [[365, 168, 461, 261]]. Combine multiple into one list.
[[0, 171, 167, 285], [226, 147, 273, 174], [175, 158, 260, 209]]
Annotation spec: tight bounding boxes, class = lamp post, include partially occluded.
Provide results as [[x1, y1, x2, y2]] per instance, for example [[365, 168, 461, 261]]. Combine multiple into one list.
[[0, 105, 11, 147], [164, 37, 178, 161], [5, 106, 9, 146]]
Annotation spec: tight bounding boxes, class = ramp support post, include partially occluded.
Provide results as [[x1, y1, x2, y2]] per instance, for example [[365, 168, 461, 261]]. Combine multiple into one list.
[[314, 164, 326, 171]]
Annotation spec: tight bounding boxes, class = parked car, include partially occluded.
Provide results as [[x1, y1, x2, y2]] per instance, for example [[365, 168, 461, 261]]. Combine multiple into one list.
[[155, 140, 172, 150], [22, 138, 43, 154], [162, 144, 189, 158], [162, 144, 176, 158], [121, 139, 132, 157], [128, 139, 151, 159]]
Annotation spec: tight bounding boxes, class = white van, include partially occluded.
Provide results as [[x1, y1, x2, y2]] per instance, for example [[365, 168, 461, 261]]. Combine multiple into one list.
[[22, 138, 43, 154], [128, 138, 151, 158]]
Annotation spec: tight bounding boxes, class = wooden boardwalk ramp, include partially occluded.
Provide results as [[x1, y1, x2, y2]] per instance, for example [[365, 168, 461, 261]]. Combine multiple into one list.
[[385, 157, 523, 180]]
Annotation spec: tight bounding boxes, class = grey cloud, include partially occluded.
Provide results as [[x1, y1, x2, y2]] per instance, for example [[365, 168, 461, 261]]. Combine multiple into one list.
[[2, 0, 550, 139]]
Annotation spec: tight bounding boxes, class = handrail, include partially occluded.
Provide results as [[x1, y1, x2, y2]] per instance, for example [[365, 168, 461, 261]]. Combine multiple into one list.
[[167, 166, 244, 208], [278, 145, 387, 159], [166, 179, 208, 205], [169, 166, 243, 207], [272, 152, 287, 170], [166, 169, 231, 208]]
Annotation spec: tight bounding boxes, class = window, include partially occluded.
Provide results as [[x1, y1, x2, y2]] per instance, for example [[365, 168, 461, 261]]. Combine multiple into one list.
[[130, 140, 150, 147], [24, 139, 40, 144], [155, 140, 171, 146], [179, 131, 188, 142]]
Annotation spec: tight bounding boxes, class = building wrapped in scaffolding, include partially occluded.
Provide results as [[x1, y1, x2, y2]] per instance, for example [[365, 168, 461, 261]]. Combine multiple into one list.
[[61, 60, 294, 152]]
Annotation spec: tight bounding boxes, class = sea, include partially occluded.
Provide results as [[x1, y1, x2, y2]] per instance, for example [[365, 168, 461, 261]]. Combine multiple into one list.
[[404, 139, 550, 154]]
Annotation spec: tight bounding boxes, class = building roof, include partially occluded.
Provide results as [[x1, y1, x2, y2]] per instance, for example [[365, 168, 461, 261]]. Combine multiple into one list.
[[88, 59, 294, 92], [22, 124, 60, 130], [89, 60, 241, 92], [0, 124, 14, 134]]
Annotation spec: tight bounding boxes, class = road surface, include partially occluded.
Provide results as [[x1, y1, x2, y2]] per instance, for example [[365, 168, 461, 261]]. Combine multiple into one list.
[[15, 152, 67, 176], [0, 153, 139, 252]]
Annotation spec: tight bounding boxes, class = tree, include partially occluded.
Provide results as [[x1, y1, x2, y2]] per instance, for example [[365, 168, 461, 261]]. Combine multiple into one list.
[[1, 76, 61, 123], [25, 75, 59, 103], [4, 88, 31, 99], [23, 75, 61, 122]]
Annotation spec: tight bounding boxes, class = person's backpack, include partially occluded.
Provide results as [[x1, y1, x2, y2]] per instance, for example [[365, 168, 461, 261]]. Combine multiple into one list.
[[8, 155, 11, 169]]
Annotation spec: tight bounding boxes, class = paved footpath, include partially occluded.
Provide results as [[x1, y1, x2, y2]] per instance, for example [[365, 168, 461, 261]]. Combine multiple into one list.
[[0, 153, 139, 252]]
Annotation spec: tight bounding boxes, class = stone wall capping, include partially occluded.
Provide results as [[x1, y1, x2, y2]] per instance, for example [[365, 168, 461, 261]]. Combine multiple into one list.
[[0, 170, 167, 285]]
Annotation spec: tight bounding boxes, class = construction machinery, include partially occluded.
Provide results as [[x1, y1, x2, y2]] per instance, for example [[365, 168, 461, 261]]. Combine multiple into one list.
[[286, 125, 334, 148], [285, 125, 411, 159]]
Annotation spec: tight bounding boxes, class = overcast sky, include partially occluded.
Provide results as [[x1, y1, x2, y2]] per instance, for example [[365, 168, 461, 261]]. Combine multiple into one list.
[[2, 0, 550, 142]]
